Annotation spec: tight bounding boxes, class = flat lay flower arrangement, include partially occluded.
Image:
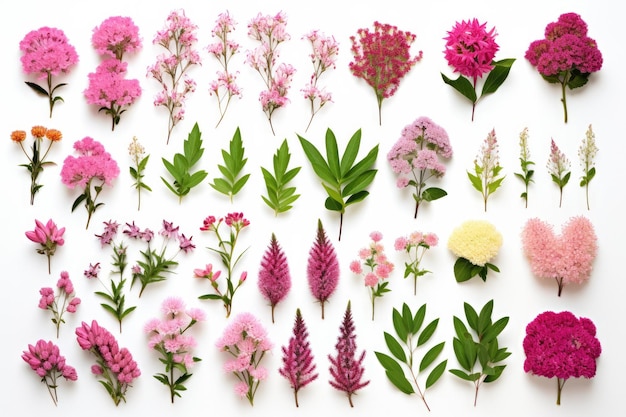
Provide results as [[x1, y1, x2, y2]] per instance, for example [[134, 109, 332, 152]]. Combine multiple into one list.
[[9, 3, 613, 415]]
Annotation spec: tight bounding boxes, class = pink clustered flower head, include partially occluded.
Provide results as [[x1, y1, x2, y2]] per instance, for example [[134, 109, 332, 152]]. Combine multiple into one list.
[[521, 216, 597, 297], [443, 18, 499, 80], [387, 116, 452, 218], [523, 311, 601, 405], [350, 231, 395, 320], [84, 58, 142, 131], [395, 231, 438, 295], [148, 9, 200, 144], [60, 137, 120, 229], [39, 271, 81, 338], [307, 220, 340, 320], [91, 16, 142, 60], [75, 320, 141, 406], [525, 13, 602, 123], [246, 11, 295, 135], [25, 218, 65, 274], [216, 312, 272, 406], [207, 11, 242, 127], [257, 233, 292, 323], [145, 297, 204, 403], [22, 339, 78, 406], [19, 26, 79, 117]]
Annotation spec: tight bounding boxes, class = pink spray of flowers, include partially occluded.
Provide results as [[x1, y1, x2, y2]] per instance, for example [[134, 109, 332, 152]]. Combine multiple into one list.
[[38, 271, 80, 338]]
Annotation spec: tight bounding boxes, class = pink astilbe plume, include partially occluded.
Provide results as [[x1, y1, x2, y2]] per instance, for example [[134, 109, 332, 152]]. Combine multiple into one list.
[[279, 308, 318, 407], [523, 311, 601, 405], [307, 219, 339, 319], [258, 233, 292, 323], [521, 216, 597, 296], [328, 301, 369, 407]]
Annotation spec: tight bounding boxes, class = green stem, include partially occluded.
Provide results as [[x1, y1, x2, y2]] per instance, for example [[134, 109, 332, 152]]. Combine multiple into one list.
[[561, 80, 568, 123]]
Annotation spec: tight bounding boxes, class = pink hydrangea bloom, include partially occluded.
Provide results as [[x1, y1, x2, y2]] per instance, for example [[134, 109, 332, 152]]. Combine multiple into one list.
[[91, 16, 142, 60], [443, 19, 498, 79]]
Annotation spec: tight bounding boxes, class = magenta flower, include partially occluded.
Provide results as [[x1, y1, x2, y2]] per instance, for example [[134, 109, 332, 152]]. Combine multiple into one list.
[[60, 137, 119, 229], [349, 21, 422, 125], [25, 218, 65, 274], [521, 216, 597, 296], [523, 311, 601, 405], [91, 16, 142, 60], [84, 58, 142, 131], [328, 301, 369, 407], [75, 320, 141, 405], [307, 220, 340, 319], [258, 233, 292, 323], [22, 339, 77, 406], [39, 271, 80, 337], [526, 13, 603, 123], [387, 117, 452, 217], [442, 19, 514, 121], [19, 26, 79, 117], [216, 312, 272, 406], [279, 308, 318, 407]]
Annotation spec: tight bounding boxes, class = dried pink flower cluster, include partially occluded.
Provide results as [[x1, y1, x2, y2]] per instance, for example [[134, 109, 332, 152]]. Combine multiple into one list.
[[443, 19, 498, 80], [22, 339, 78, 406], [521, 216, 597, 296], [91, 16, 142, 60], [387, 116, 452, 217], [75, 320, 141, 405], [25, 218, 65, 274], [216, 312, 273, 406], [39, 271, 81, 338], [257, 233, 292, 323], [523, 311, 601, 405]]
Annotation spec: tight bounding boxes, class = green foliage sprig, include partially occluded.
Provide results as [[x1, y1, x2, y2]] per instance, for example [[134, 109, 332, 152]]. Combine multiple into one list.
[[514, 128, 534, 208], [210, 127, 250, 202], [261, 139, 301, 216], [449, 299, 511, 406], [298, 128, 378, 241], [375, 303, 447, 412], [161, 122, 208, 203], [128, 136, 151, 211]]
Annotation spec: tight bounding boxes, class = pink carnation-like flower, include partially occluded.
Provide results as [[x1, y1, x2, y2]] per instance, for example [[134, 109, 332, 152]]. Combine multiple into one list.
[[91, 16, 142, 60], [443, 18, 498, 79], [20, 27, 79, 79]]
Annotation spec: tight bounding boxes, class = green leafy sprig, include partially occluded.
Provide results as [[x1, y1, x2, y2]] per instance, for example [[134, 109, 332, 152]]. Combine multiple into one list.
[[298, 128, 379, 241], [450, 300, 511, 406], [161, 122, 208, 203], [210, 127, 250, 202], [442, 59, 515, 121], [128, 136, 151, 211], [375, 303, 447, 412], [261, 139, 301, 216], [132, 246, 178, 298], [467, 129, 504, 211], [514, 127, 534, 208]]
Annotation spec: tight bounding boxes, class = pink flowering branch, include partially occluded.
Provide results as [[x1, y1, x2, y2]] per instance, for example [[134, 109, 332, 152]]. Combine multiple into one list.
[[38, 271, 80, 338], [394, 232, 438, 295]]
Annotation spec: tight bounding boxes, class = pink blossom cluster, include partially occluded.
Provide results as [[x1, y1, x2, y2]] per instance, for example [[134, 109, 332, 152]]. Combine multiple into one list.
[[22, 339, 77, 405], [521, 216, 597, 296], [148, 9, 201, 143], [207, 11, 242, 127], [443, 19, 499, 80], [91, 16, 142, 60], [39, 271, 81, 338], [60, 137, 120, 189], [307, 220, 340, 319], [395, 231, 438, 295], [84, 59, 142, 130], [19, 26, 79, 80], [525, 13, 602, 77], [246, 11, 295, 135], [216, 312, 272, 405], [301, 30, 339, 131], [257, 234, 292, 323], [25, 218, 65, 274], [75, 320, 141, 405]]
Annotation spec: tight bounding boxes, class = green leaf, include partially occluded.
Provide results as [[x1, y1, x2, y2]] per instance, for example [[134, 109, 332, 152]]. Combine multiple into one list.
[[482, 317, 509, 344], [425, 360, 447, 389], [342, 169, 377, 197], [454, 257, 476, 282], [392, 308, 408, 343], [484, 365, 506, 383], [421, 187, 447, 202], [442, 73, 477, 103], [477, 300, 494, 336], [419, 342, 445, 372], [464, 302, 479, 332], [452, 337, 470, 370], [417, 318, 439, 347], [325, 128, 341, 179], [297, 135, 337, 186], [480, 58, 515, 97], [449, 368, 474, 381], [411, 304, 426, 335], [340, 129, 361, 175], [161, 122, 207, 200], [210, 127, 249, 200], [467, 172, 483, 193], [384, 332, 407, 363], [375, 352, 414, 394], [25, 81, 48, 96]]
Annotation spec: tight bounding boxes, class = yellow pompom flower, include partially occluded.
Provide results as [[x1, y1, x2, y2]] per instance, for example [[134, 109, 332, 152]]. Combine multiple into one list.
[[448, 220, 502, 282]]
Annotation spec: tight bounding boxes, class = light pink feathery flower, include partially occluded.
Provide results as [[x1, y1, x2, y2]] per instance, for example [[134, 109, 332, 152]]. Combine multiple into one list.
[[307, 220, 339, 320], [257, 233, 292, 323]]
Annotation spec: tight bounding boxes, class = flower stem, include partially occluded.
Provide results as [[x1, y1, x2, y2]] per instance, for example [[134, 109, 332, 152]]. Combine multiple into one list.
[[556, 277, 564, 296], [47, 72, 54, 118], [556, 378, 565, 405], [561, 80, 568, 123]]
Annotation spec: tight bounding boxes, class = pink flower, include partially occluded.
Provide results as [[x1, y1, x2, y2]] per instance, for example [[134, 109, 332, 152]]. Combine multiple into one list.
[[257, 234, 292, 323], [25, 219, 65, 274], [91, 16, 142, 60], [349, 260, 362, 274], [424, 233, 439, 247], [364, 272, 378, 287], [443, 19, 498, 79], [394, 237, 408, 251], [307, 220, 339, 320]]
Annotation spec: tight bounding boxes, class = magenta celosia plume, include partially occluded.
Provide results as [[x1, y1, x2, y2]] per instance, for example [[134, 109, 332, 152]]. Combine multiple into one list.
[[307, 220, 339, 319], [328, 301, 369, 407], [279, 308, 318, 407], [523, 311, 601, 405], [258, 233, 292, 323], [521, 216, 597, 296]]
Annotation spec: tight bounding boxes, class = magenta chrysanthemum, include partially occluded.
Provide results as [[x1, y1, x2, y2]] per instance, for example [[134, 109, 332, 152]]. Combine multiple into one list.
[[443, 18, 498, 80], [258, 233, 292, 323], [306, 220, 339, 319]]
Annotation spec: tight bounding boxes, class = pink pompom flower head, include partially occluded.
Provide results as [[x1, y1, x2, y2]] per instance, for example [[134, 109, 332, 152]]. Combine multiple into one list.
[[22, 339, 78, 406], [349, 21, 422, 125], [523, 311, 601, 405], [525, 13, 603, 123], [39, 271, 80, 338], [19, 26, 79, 118], [521, 216, 597, 296], [91, 16, 142, 61], [25, 218, 65, 274], [441, 18, 515, 121]]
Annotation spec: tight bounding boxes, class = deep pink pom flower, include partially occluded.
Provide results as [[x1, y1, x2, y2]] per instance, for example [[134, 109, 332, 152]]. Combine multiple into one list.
[[443, 19, 499, 80], [523, 311, 601, 405], [91, 16, 142, 60]]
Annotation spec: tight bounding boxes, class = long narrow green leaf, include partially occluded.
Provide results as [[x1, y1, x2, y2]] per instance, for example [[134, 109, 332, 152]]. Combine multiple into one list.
[[340, 129, 361, 176], [425, 360, 447, 389], [325, 128, 341, 179], [419, 342, 445, 372], [297, 135, 337, 187], [384, 332, 407, 363], [417, 318, 439, 347]]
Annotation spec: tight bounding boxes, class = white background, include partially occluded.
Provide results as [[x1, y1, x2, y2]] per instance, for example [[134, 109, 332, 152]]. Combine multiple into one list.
[[2, 0, 623, 416]]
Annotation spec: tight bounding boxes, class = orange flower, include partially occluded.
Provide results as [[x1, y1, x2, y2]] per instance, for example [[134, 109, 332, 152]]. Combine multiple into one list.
[[31, 125, 47, 138], [46, 129, 63, 142], [11, 130, 27, 143]]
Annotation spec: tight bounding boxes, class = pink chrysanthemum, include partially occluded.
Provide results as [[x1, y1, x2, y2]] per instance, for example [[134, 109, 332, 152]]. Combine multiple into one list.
[[443, 19, 498, 80]]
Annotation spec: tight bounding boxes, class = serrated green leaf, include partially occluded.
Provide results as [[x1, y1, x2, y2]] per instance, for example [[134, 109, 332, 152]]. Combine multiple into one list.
[[442, 73, 477, 102], [467, 172, 483, 193], [420, 342, 445, 372], [488, 176, 505, 194], [425, 360, 447, 389], [384, 332, 407, 363]]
